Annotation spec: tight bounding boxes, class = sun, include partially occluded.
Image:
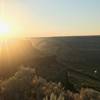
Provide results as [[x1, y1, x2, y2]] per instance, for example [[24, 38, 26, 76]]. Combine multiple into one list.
[[0, 19, 11, 38]]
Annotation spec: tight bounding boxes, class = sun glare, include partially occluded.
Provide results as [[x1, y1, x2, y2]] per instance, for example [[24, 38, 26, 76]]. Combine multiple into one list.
[[0, 19, 11, 39]]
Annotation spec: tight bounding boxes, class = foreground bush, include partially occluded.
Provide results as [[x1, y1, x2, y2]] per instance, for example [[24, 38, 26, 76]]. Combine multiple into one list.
[[0, 66, 100, 100]]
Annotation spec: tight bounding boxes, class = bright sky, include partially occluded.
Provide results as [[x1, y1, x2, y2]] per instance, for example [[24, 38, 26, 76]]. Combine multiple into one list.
[[0, 0, 100, 37]]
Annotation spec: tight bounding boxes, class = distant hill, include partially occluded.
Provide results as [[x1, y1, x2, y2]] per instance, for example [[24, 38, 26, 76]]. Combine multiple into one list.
[[30, 36, 100, 91], [30, 36, 100, 78], [0, 36, 100, 91]]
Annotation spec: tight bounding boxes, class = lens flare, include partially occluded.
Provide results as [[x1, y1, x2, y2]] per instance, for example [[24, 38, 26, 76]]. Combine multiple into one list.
[[0, 19, 11, 39]]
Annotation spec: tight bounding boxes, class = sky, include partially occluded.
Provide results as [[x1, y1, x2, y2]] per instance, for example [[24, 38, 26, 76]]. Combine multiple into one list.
[[0, 0, 100, 37]]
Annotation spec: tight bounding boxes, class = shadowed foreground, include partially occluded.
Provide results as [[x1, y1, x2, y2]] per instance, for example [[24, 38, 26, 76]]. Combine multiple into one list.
[[0, 67, 100, 100]]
